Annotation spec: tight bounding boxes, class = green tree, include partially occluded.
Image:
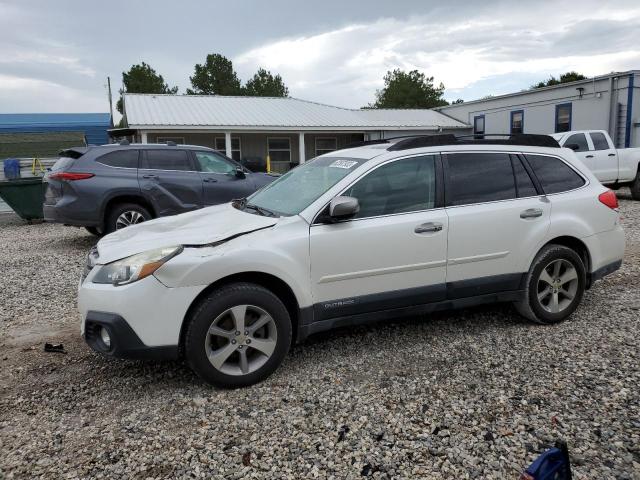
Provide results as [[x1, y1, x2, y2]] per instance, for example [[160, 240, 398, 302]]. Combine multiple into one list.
[[369, 69, 448, 109], [244, 68, 289, 97], [187, 53, 242, 95], [451, 98, 464, 104], [532, 71, 587, 89], [116, 62, 177, 114]]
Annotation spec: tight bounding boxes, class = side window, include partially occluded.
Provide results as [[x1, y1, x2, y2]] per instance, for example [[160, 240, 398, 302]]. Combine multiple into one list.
[[447, 153, 516, 206], [345, 155, 436, 219], [511, 156, 538, 197], [510, 110, 524, 134], [195, 151, 235, 174], [564, 133, 589, 152], [525, 154, 585, 194], [590, 132, 611, 151], [141, 150, 192, 171], [96, 150, 139, 168]]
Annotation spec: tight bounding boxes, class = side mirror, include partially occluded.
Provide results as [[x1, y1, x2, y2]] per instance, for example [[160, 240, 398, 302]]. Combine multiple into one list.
[[565, 143, 580, 151], [328, 196, 359, 221], [235, 167, 246, 179]]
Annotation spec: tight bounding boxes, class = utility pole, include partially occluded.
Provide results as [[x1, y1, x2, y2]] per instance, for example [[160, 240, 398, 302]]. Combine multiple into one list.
[[107, 76, 114, 126]]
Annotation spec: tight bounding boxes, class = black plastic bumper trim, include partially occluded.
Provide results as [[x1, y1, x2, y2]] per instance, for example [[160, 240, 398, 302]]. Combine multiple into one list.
[[84, 311, 178, 360], [590, 260, 622, 284]]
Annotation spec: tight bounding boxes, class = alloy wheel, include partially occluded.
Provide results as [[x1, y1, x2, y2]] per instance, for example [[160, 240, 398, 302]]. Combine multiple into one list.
[[204, 305, 278, 376], [536, 259, 579, 314], [115, 210, 146, 230]]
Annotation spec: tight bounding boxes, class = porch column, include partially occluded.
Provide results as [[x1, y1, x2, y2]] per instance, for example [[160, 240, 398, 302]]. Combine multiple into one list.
[[141, 131, 148, 143], [298, 132, 306, 164], [225, 132, 232, 158]]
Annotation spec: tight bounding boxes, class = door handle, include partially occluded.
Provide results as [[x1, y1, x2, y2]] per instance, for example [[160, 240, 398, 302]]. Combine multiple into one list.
[[585, 155, 594, 158], [142, 174, 158, 179], [520, 208, 543, 219], [414, 222, 443, 234], [608, 153, 616, 157], [203, 177, 218, 183]]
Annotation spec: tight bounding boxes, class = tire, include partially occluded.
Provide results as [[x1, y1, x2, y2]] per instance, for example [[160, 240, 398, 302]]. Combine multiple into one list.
[[105, 202, 152, 234], [184, 283, 292, 388], [85, 226, 103, 237], [514, 244, 586, 324], [630, 170, 640, 200]]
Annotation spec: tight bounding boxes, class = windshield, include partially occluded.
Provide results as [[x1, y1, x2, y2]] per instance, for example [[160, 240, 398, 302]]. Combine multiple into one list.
[[244, 156, 367, 216]]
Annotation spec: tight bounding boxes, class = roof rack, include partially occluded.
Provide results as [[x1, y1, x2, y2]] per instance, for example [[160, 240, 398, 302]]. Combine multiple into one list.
[[387, 133, 560, 151]]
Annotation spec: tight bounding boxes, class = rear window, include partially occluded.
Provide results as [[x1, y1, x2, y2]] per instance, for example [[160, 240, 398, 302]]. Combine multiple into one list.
[[141, 150, 192, 171], [447, 152, 516, 206], [525, 154, 585, 194], [96, 150, 139, 169]]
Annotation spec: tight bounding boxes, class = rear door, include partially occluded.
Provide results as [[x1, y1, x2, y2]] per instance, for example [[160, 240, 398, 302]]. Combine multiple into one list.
[[443, 152, 551, 297], [138, 149, 203, 216], [588, 132, 618, 183], [192, 150, 256, 205]]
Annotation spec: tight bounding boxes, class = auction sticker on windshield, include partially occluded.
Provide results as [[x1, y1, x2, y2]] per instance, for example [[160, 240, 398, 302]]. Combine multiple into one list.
[[329, 160, 358, 169]]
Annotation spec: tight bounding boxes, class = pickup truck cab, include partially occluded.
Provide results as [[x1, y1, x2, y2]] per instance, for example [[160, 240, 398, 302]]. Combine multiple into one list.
[[551, 130, 640, 199]]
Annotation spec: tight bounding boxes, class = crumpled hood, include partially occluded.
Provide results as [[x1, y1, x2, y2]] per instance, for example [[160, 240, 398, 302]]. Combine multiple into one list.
[[96, 203, 278, 264]]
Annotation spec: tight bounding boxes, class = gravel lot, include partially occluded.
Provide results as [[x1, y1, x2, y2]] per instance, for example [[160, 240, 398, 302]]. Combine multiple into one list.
[[1, 191, 639, 479]]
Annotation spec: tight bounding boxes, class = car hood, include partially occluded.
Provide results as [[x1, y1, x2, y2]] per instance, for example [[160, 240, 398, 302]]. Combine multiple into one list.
[[96, 203, 278, 264]]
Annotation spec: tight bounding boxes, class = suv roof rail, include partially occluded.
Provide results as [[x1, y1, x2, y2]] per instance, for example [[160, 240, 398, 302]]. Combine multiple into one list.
[[343, 139, 391, 149], [387, 133, 560, 151]]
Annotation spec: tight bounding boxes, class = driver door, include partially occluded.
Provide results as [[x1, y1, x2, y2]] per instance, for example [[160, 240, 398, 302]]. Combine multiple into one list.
[[193, 151, 256, 205], [309, 154, 448, 321]]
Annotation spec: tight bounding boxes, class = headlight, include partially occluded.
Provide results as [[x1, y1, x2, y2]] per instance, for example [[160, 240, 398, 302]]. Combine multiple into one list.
[[92, 246, 183, 286]]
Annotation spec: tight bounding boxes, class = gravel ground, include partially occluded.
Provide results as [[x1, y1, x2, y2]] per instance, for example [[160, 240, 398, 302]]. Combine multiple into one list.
[[1, 191, 639, 480]]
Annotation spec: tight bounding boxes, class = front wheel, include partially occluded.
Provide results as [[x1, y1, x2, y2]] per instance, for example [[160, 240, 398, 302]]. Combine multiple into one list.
[[184, 283, 292, 388], [514, 244, 586, 324]]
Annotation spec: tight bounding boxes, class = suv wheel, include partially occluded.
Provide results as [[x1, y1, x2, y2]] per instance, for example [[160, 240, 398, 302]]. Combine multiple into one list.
[[185, 283, 291, 388], [105, 203, 151, 233], [514, 244, 586, 324]]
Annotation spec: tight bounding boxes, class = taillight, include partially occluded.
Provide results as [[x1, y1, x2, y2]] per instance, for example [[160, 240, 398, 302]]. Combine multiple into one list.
[[598, 189, 618, 210], [48, 172, 94, 181]]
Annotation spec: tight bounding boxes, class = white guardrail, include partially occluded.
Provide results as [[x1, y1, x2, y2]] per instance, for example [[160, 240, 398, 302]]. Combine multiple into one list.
[[0, 158, 57, 213]]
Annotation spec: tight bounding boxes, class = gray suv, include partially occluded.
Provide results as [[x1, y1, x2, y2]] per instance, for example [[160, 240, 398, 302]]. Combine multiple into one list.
[[43, 143, 276, 234]]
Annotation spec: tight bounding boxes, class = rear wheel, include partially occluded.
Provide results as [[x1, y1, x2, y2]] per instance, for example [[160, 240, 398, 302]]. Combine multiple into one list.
[[514, 244, 586, 324], [630, 170, 640, 200], [105, 203, 151, 234]]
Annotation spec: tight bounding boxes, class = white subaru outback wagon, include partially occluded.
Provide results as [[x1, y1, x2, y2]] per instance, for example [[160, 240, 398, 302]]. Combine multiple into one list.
[[79, 134, 625, 388]]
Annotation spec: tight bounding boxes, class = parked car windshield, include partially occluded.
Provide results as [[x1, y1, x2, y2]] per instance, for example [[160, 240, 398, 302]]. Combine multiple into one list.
[[243, 156, 367, 216]]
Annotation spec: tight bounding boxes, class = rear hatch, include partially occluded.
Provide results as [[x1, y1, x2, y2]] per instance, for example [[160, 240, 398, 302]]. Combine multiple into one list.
[[43, 148, 88, 205]]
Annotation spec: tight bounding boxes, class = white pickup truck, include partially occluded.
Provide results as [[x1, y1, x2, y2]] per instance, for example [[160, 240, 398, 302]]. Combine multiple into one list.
[[551, 130, 640, 200]]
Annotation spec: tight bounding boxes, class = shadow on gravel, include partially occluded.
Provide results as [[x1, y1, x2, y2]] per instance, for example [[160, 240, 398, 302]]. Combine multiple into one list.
[[47, 234, 96, 251]]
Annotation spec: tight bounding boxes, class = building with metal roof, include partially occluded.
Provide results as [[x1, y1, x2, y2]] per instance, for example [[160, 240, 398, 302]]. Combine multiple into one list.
[[437, 70, 639, 148], [121, 94, 468, 172]]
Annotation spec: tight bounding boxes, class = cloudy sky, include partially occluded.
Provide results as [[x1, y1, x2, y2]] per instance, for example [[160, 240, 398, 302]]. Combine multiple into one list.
[[1, 0, 639, 117]]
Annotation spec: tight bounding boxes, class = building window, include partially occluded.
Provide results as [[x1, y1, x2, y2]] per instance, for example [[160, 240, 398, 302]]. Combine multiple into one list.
[[267, 137, 291, 163], [157, 136, 185, 144], [555, 103, 572, 133], [510, 110, 524, 134], [214, 137, 241, 161], [315, 137, 337, 156], [473, 115, 485, 136]]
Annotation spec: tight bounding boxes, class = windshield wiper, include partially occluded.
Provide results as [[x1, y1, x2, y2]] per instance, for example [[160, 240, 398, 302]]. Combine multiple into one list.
[[245, 203, 277, 217]]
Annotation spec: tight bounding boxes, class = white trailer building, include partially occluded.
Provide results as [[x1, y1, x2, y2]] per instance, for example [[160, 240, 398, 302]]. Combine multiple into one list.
[[437, 70, 639, 148]]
